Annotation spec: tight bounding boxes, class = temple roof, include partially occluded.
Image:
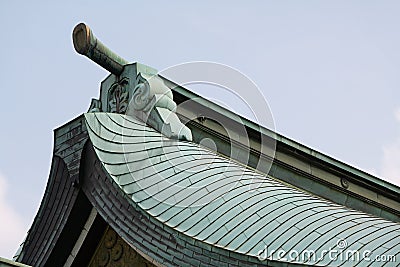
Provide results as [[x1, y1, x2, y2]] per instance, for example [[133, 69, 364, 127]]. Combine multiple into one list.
[[85, 112, 400, 265], [12, 22, 400, 267], [14, 71, 400, 266]]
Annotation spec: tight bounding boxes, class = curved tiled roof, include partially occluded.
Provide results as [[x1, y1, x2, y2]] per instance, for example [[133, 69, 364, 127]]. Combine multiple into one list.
[[85, 112, 400, 266]]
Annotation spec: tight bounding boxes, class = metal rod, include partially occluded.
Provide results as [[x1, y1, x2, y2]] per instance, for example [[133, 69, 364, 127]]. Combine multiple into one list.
[[72, 23, 129, 75]]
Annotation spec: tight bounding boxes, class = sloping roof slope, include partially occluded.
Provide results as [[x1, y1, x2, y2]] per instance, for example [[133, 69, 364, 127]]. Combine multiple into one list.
[[85, 112, 400, 266]]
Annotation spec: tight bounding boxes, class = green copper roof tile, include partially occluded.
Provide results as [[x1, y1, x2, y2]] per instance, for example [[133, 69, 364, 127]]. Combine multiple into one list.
[[175, 200, 224, 231], [84, 112, 400, 265], [295, 208, 347, 230], [169, 208, 195, 229], [377, 233, 400, 249]]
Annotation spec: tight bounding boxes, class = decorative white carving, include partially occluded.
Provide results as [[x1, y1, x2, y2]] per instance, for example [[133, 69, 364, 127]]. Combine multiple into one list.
[[126, 74, 192, 141]]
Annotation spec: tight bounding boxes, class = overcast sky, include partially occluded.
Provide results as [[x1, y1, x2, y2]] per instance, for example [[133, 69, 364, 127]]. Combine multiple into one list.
[[1, 1, 400, 259]]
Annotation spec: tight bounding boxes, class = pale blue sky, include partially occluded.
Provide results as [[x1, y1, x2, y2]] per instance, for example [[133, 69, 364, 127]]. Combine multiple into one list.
[[1, 1, 400, 258]]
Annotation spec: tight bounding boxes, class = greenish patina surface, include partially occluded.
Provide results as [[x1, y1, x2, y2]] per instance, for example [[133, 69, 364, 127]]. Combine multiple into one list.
[[85, 112, 400, 266], [71, 23, 399, 266], [73, 23, 128, 75], [73, 22, 400, 207]]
